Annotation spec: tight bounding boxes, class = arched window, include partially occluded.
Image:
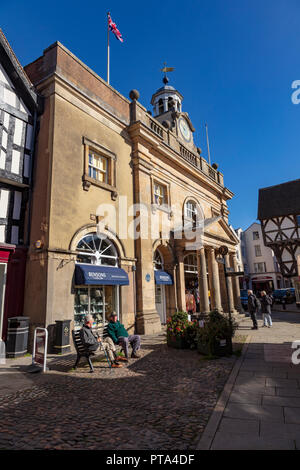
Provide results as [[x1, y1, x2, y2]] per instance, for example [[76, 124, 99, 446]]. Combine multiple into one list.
[[168, 96, 173, 110], [158, 98, 164, 114], [184, 200, 198, 227], [76, 233, 118, 266], [184, 254, 198, 273]]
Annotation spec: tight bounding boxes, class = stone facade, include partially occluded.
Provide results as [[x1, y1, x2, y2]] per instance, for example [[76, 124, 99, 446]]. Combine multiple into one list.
[[22, 41, 240, 346]]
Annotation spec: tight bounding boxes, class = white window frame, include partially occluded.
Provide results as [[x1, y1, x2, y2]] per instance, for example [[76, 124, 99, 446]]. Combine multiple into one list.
[[254, 245, 262, 257], [254, 262, 266, 273], [154, 182, 167, 206], [88, 151, 109, 184]]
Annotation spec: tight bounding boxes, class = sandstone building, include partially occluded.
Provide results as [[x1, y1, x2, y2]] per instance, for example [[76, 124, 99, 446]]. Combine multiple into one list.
[[21, 41, 240, 346]]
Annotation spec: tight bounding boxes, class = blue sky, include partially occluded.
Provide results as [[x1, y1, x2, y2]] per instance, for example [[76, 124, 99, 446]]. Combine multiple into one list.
[[2, 0, 300, 230]]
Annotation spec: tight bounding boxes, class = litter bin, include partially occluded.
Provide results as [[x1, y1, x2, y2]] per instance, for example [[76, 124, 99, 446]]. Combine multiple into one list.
[[54, 320, 71, 354], [6, 317, 30, 358]]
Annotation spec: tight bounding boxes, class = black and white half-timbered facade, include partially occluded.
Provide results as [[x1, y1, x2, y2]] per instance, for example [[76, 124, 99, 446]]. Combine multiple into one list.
[[0, 29, 41, 341], [258, 179, 300, 296]]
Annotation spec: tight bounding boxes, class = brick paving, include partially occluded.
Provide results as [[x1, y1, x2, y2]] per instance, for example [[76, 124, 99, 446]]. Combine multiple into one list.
[[198, 310, 300, 450], [0, 330, 241, 450]]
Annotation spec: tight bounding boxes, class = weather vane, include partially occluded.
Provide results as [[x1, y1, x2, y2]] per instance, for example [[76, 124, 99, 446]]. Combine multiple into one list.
[[160, 62, 175, 83]]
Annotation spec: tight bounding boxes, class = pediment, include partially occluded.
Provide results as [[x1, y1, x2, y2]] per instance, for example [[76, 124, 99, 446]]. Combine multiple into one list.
[[172, 216, 239, 247], [204, 217, 239, 244]]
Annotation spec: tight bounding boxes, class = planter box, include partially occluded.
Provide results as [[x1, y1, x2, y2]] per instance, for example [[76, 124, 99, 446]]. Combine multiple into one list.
[[197, 335, 232, 357], [167, 335, 188, 349]]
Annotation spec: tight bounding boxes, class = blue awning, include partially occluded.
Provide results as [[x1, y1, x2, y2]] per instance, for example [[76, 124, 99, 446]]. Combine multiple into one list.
[[75, 264, 129, 286], [154, 270, 173, 285]]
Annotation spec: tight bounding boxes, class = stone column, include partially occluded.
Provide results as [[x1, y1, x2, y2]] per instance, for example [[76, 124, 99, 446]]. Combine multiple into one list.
[[176, 251, 186, 312], [198, 247, 210, 313], [224, 254, 236, 314], [208, 247, 222, 312], [131, 156, 162, 335], [163, 98, 168, 113], [231, 253, 242, 312]]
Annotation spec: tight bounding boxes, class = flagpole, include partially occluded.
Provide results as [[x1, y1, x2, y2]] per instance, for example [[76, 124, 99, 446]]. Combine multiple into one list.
[[107, 11, 110, 85], [205, 123, 211, 166]]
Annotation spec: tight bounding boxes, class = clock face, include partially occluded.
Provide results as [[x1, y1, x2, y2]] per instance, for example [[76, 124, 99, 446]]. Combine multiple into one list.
[[178, 117, 191, 142]]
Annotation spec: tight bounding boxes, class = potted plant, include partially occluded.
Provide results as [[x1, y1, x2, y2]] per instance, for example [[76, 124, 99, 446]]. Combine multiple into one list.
[[166, 311, 190, 349], [196, 310, 237, 357]]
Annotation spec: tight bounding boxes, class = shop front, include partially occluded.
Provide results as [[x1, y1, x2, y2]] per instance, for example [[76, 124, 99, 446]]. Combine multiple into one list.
[[251, 276, 275, 294], [73, 233, 130, 330], [0, 249, 9, 340], [0, 245, 27, 341], [153, 249, 174, 325], [154, 270, 173, 324]]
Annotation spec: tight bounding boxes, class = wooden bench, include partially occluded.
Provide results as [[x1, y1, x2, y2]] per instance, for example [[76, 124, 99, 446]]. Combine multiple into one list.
[[72, 328, 112, 373]]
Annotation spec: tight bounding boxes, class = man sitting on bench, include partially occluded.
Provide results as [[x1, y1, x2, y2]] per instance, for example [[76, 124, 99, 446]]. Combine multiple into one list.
[[80, 314, 124, 368], [107, 312, 141, 360]]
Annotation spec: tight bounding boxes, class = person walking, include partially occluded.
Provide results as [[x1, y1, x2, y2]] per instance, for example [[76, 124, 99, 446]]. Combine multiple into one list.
[[247, 290, 260, 330], [261, 290, 273, 328], [185, 289, 196, 316]]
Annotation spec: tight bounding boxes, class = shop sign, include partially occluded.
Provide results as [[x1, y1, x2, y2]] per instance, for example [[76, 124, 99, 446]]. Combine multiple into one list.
[[32, 328, 48, 373]]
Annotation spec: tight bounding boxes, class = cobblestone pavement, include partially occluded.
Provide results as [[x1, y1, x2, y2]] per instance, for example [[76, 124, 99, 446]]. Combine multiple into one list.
[[0, 330, 242, 450]]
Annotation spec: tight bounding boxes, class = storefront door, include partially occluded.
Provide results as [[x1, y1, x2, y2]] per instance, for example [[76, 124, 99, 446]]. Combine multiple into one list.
[[155, 284, 166, 324], [0, 263, 7, 339]]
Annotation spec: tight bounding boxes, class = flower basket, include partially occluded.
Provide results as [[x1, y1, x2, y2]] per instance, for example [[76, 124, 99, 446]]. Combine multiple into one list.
[[166, 311, 190, 349]]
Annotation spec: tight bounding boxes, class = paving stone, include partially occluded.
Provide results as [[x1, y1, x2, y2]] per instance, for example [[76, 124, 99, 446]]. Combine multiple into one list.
[[223, 403, 284, 422], [235, 376, 266, 386], [288, 371, 300, 379], [260, 421, 300, 439], [229, 392, 262, 405], [284, 407, 300, 424], [242, 364, 273, 373], [266, 378, 299, 388], [263, 396, 300, 408], [276, 388, 300, 397], [254, 370, 288, 379], [232, 384, 270, 394], [218, 417, 259, 435], [211, 432, 295, 450]]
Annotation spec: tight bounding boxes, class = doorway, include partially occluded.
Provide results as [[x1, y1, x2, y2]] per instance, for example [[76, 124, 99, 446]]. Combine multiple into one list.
[[155, 284, 166, 324]]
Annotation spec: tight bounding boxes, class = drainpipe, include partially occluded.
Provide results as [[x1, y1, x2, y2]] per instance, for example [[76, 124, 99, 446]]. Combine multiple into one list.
[[26, 107, 38, 248]]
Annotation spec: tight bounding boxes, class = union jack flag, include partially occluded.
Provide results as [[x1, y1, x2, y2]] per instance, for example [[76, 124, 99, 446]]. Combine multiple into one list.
[[108, 13, 124, 43]]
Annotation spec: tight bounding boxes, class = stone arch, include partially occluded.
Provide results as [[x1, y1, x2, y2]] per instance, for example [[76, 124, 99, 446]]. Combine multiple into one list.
[[152, 239, 176, 269], [69, 224, 127, 259]]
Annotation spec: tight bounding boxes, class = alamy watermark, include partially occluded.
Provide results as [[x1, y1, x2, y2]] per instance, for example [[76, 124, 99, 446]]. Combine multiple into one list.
[[291, 81, 300, 104], [95, 197, 205, 250], [291, 341, 300, 365]]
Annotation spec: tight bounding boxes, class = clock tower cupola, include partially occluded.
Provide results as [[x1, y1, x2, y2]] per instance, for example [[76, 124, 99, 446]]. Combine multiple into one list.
[[150, 73, 197, 152]]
